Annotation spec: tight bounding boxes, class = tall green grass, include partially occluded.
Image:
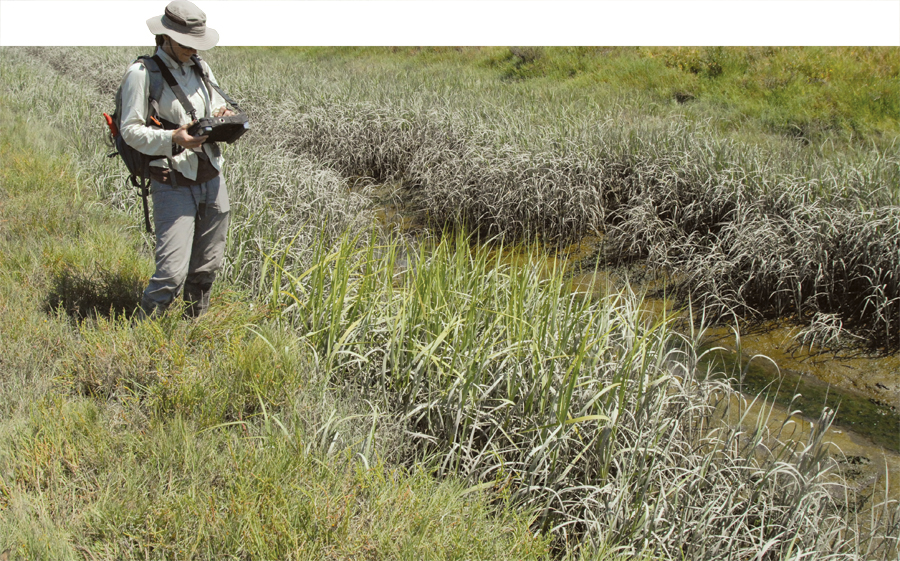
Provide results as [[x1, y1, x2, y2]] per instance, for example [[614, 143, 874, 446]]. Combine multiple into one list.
[[260, 229, 900, 559], [487, 47, 899, 144]]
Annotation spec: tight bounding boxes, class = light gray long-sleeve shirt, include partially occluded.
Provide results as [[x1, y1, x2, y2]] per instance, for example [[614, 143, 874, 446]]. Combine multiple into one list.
[[119, 48, 226, 181]]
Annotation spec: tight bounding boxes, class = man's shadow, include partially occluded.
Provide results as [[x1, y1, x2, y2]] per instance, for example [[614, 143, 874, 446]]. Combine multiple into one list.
[[45, 265, 144, 320]]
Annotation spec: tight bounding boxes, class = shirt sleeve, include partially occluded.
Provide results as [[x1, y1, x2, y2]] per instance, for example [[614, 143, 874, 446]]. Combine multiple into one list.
[[119, 62, 174, 158]]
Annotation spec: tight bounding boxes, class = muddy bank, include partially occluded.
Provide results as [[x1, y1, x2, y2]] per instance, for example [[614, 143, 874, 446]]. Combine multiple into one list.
[[701, 323, 899, 451], [704, 322, 899, 411]]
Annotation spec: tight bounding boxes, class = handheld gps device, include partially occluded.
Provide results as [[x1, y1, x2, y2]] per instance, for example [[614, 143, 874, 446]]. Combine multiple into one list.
[[188, 113, 250, 144]]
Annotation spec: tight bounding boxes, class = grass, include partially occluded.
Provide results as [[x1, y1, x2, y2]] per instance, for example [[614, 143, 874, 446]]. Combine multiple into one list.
[[0, 83, 551, 560], [190, 46, 900, 349], [2, 395, 549, 560], [270, 78, 898, 348], [1, 45, 899, 559], [263, 228, 900, 559], [267, 46, 900, 150]]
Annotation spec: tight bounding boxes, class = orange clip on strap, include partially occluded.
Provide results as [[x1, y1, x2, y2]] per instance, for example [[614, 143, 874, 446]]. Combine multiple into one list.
[[102, 112, 118, 136]]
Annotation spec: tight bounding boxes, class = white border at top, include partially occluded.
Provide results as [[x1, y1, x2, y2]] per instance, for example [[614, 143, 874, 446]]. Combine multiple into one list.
[[1, 1, 899, 47]]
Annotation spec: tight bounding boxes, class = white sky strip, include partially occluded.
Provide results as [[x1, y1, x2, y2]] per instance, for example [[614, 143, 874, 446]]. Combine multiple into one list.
[[1, 1, 899, 46]]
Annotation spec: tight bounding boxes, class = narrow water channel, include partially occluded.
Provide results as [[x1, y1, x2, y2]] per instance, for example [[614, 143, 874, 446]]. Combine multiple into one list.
[[569, 253, 900, 503], [374, 191, 899, 495], [568, 262, 899, 454]]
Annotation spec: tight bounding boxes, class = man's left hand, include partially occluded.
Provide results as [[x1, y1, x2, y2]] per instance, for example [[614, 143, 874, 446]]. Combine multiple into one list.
[[213, 108, 235, 118]]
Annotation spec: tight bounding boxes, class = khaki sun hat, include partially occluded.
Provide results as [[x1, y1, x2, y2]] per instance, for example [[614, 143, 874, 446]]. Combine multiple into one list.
[[147, 0, 219, 50]]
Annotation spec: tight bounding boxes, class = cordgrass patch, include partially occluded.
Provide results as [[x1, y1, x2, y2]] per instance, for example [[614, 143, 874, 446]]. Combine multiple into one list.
[[263, 229, 900, 558]]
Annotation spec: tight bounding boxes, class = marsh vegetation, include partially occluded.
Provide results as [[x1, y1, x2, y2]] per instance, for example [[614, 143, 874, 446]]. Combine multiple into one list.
[[1, 46, 898, 560]]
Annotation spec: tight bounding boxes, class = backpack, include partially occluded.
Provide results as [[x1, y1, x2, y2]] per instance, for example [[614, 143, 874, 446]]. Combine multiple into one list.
[[104, 54, 244, 233]]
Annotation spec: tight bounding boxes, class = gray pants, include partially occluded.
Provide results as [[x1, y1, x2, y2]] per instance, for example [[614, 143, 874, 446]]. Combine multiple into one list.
[[140, 175, 230, 318]]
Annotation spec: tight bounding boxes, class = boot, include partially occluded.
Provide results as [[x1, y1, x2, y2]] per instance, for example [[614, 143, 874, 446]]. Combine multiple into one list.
[[136, 294, 167, 321], [183, 280, 212, 318]]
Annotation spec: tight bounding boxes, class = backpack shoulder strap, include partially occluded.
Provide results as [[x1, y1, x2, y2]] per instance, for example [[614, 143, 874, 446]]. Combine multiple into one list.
[[191, 54, 243, 113], [122, 55, 163, 234], [138, 55, 166, 105]]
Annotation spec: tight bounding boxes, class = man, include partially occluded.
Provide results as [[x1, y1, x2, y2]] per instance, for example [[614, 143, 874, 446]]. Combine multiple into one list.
[[120, 0, 233, 318]]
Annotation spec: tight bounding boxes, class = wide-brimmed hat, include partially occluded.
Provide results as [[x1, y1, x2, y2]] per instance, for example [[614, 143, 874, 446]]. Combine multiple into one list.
[[147, 0, 218, 50]]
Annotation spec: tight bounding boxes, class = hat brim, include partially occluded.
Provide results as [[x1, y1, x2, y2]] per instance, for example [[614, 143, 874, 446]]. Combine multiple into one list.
[[147, 15, 219, 50]]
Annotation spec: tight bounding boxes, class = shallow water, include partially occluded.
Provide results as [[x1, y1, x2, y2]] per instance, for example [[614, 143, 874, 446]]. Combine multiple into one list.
[[699, 341, 899, 452], [570, 264, 900, 453]]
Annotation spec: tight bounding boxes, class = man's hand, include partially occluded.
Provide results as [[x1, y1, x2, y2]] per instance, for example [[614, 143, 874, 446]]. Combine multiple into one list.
[[172, 121, 208, 150], [213, 107, 235, 118]]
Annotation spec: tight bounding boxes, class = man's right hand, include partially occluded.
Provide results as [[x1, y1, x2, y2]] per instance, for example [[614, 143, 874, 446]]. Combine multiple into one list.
[[172, 121, 208, 150]]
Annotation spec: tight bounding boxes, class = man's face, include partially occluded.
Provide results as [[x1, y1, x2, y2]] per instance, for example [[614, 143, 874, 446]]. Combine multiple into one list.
[[166, 37, 197, 63]]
